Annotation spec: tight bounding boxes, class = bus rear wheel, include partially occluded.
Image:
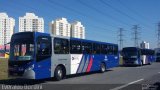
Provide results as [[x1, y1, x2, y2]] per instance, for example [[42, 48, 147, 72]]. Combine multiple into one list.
[[54, 66, 64, 81], [100, 63, 106, 73], [148, 62, 152, 65]]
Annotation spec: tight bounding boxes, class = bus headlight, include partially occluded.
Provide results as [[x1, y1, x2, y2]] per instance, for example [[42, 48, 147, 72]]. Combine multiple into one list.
[[18, 68, 24, 71], [134, 60, 138, 64], [26, 65, 34, 71]]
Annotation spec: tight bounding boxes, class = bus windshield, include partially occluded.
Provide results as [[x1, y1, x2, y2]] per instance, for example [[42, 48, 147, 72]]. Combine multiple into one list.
[[123, 51, 137, 57], [10, 39, 34, 60], [10, 39, 34, 61], [156, 53, 160, 56], [122, 48, 138, 57]]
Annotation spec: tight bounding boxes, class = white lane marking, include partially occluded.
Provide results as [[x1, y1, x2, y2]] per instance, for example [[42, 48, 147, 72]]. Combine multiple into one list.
[[110, 79, 144, 90]]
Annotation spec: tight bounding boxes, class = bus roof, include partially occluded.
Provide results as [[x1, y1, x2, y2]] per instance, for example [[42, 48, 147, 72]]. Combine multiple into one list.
[[122, 47, 139, 49], [12, 32, 118, 46], [70, 38, 117, 46]]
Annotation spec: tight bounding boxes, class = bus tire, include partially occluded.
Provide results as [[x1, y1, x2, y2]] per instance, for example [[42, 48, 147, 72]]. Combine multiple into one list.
[[100, 63, 106, 73], [148, 62, 152, 65], [54, 66, 64, 81], [140, 60, 143, 66]]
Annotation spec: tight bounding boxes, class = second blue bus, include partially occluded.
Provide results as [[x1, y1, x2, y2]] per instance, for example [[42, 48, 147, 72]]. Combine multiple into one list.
[[122, 47, 155, 66]]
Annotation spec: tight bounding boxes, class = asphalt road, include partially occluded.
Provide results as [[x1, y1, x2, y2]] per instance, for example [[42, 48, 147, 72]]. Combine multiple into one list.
[[0, 63, 160, 90]]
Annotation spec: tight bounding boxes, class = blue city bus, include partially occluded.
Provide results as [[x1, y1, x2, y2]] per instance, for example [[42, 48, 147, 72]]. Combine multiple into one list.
[[122, 47, 155, 66], [9, 32, 119, 80], [155, 48, 160, 62], [156, 53, 160, 62], [141, 49, 155, 63]]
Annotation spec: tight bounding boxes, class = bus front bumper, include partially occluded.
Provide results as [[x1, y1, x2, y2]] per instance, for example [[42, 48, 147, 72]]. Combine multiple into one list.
[[9, 68, 35, 79], [123, 60, 139, 66]]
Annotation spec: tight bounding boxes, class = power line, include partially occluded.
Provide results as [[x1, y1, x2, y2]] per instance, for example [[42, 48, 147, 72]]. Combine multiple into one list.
[[132, 25, 140, 47], [47, 0, 117, 28], [45, 0, 122, 35], [77, 0, 131, 26], [100, 0, 138, 22], [2, 0, 118, 39], [157, 22, 160, 48], [100, 0, 152, 29], [118, 28, 124, 50], [117, 0, 152, 28], [22, 0, 116, 33], [117, 0, 151, 21]]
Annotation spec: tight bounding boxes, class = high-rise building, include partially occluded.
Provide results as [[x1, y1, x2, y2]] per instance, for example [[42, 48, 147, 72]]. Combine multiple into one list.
[[50, 18, 85, 39], [50, 18, 71, 37], [19, 13, 44, 32], [0, 13, 15, 47], [71, 21, 85, 39], [140, 41, 149, 49]]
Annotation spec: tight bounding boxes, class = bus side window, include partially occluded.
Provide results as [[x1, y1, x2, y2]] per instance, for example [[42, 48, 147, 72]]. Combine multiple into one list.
[[38, 43, 49, 55], [93, 43, 101, 54], [54, 38, 69, 54], [113, 45, 118, 55], [108, 45, 114, 55], [101, 44, 108, 54], [82, 42, 92, 54], [37, 36, 51, 62], [70, 40, 82, 54], [101, 44, 105, 54]]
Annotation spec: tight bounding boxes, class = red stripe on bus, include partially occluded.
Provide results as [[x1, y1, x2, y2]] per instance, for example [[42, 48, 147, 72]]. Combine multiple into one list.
[[86, 56, 93, 72]]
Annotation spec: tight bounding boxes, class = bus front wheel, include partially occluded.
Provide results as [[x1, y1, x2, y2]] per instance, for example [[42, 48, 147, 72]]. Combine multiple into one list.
[[148, 62, 152, 65], [100, 63, 106, 73], [140, 60, 143, 66], [54, 66, 64, 81]]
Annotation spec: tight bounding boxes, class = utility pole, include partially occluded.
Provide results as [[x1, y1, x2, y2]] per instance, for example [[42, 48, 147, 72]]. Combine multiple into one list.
[[118, 28, 124, 50], [132, 25, 140, 47], [157, 22, 160, 48]]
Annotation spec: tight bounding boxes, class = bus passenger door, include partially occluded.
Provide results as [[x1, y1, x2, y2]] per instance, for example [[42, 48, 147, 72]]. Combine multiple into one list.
[[35, 36, 52, 79]]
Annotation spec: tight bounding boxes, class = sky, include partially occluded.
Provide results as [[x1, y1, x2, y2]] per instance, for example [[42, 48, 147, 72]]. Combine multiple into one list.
[[0, 0, 160, 49]]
